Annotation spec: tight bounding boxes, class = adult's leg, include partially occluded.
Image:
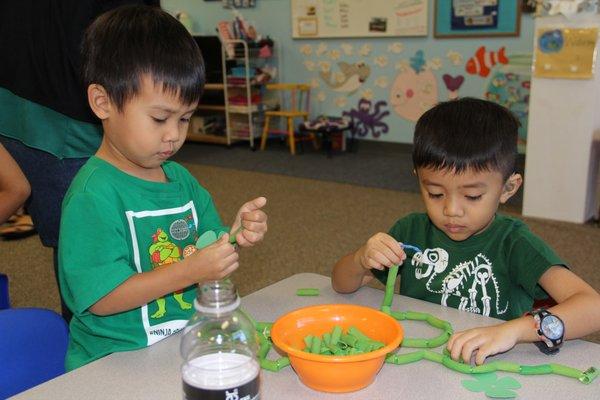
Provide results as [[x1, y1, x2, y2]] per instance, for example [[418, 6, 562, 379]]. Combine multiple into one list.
[[0, 142, 30, 224], [0, 136, 86, 321]]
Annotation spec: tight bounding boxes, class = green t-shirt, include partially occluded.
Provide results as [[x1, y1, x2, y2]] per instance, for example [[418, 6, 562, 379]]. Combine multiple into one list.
[[372, 213, 566, 321], [59, 156, 227, 370]]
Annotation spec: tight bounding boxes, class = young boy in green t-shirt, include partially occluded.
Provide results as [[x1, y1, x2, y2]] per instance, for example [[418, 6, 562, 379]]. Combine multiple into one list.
[[58, 5, 268, 370], [332, 98, 600, 365]]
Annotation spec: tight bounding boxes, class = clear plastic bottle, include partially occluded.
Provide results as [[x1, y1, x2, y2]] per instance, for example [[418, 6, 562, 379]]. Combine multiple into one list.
[[180, 280, 260, 400]]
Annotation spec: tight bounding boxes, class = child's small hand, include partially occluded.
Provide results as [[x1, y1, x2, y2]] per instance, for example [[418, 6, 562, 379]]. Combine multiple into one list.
[[188, 233, 239, 281], [354, 232, 406, 271], [447, 322, 521, 365], [231, 197, 268, 247]]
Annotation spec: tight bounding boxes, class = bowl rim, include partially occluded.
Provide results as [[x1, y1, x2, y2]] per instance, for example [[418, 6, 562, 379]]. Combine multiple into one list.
[[271, 303, 404, 363]]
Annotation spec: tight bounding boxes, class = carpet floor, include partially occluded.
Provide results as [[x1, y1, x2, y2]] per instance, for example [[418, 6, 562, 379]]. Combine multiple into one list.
[[2, 160, 599, 344]]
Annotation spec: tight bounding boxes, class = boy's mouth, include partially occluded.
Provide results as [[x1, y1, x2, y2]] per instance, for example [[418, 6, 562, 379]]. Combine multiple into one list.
[[445, 224, 465, 233], [158, 150, 173, 158]]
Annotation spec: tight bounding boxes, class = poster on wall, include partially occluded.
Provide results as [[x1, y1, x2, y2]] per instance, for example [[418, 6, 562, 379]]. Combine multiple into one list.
[[291, 0, 428, 39], [451, 0, 498, 30], [434, 0, 521, 38], [533, 27, 598, 79]]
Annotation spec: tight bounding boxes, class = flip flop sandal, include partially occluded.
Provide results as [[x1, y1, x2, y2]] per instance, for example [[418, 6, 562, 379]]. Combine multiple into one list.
[[0, 215, 37, 240], [0, 214, 20, 228]]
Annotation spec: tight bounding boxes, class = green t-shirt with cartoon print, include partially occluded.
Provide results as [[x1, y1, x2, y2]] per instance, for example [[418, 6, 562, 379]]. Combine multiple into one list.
[[371, 213, 566, 321], [59, 156, 228, 371]]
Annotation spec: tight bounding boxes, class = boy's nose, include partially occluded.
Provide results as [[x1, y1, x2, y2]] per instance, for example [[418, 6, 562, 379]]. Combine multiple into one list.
[[163, 124, 181, 142], [443, 197, 464, 217]]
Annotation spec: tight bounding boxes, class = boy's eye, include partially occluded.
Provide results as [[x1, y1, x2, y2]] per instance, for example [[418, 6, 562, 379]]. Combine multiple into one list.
[[428, 193, 443, 199], [180, 117, 191, 123], [466, 195, 483, 201], [152, 117, 167, 123]]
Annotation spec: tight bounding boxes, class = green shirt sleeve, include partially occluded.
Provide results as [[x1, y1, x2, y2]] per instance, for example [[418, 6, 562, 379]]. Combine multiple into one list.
[[59, 191, 135, 315], [508, 225, 567, 300]]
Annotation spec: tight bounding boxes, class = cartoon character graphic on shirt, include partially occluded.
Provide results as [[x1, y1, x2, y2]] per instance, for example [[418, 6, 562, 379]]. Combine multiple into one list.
[[148, 228, 192, 318], [411, 249, 507, 317]]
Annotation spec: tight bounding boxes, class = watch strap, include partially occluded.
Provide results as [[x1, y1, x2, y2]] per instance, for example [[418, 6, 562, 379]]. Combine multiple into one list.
[[529, 308, 563, 354]]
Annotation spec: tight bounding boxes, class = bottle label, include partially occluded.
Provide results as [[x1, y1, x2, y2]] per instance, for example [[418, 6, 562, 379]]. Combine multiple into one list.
[[182, 375, 260, 400]]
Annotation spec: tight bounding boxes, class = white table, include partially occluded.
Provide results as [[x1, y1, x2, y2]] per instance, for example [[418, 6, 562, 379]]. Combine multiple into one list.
[[13, 273, 600, 399]]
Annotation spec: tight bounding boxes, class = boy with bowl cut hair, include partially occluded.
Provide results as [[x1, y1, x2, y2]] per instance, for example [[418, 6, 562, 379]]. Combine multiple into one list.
[[59, 5, 268, 370], [332, 97, 600, 365]]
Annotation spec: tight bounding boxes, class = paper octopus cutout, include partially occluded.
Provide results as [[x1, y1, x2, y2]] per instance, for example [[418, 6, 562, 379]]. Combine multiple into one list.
[[342, 98, 390, 138]]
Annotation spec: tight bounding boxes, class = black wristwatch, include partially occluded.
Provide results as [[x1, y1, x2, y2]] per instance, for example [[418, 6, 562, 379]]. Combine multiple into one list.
[[529, 308, 564, 355]]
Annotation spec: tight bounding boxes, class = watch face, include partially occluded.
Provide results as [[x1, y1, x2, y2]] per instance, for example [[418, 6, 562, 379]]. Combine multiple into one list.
[[541, 315, 564, 340]]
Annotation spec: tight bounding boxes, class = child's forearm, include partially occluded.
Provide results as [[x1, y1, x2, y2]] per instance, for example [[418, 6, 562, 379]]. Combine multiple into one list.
[[89, 260, 193, 316], [505, 292, 600, 345], [332, 252, 372, 293], [547, 291, 600, 340]]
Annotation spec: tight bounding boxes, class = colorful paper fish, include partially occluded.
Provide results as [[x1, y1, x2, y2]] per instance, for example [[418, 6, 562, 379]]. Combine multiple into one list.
[[465, 46, 509, 78]]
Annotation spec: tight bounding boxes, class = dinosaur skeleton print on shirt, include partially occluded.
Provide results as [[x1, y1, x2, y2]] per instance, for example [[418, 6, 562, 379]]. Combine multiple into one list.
[[411, 248, 508, 317]]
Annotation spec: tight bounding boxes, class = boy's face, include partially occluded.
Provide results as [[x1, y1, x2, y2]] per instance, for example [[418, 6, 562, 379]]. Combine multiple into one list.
[[416, 167, 520, 241], [92, 75, 197, 179]]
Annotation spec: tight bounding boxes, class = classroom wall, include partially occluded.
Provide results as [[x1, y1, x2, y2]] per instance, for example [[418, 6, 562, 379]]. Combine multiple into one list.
[[161, 0, 535, 145]]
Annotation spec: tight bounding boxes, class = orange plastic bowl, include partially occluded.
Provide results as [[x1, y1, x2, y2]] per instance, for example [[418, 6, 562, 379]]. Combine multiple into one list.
[[270, 304, 403, 393]]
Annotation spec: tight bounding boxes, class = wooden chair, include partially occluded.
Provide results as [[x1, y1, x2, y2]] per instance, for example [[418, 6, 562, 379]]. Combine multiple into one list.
[[260, 83, 317, 155]]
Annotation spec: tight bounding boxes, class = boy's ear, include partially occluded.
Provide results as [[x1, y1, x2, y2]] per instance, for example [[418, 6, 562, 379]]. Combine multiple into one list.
[[87, 84, 111, 120], [500, 173, 523, 204]]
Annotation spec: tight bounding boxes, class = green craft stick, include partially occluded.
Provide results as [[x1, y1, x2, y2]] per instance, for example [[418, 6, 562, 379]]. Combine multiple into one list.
[[550, 363, 586, 379], [354, 339, 370, 352], [255, 322, 272, 338], [296, 288, 320, 296], [310, 336, 322, 354], [258, 341, 271, 359], [426, 315, 450, 330], [330, 325, 342, 346], [442, 355, 473, 374], [401, 338, 424, 347], [471, 363, 497, 374], [404, 311, 429, 321], [347, 326, 370, 341], [303, 335, 313, 350], [493, 361, 522, 374], [371, 341, 385, 350], [386, 350, 426, 365], [229, 226, 243, 244], [260, 359, 280, 372], [426, 332, 452, 348], [340, 333, 357, 347], [391, 311, 406, 320], [332, 347, 345, 356], [423, 350, 444, 363], [520, 364, 553, 375], [382, 264, 399, 308], [275, 357, 291, 369], [580, 367, 599, 384]]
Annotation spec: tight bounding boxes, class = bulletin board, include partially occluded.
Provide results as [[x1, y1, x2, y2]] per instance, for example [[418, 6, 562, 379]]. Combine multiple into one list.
[[291, 0, 428, 39]]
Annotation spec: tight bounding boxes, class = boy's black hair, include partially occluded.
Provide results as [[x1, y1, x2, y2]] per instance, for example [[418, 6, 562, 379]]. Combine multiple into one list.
[[81, 5, 204, 110], [413, 98, 519, 180]]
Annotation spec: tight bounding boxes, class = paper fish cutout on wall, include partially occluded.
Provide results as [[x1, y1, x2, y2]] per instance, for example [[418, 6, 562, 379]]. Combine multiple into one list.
[[390, 50, 438, 122], [465, 46, 509, 78], [320, 62, 371, 93], [442, 74, 465, 100]]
